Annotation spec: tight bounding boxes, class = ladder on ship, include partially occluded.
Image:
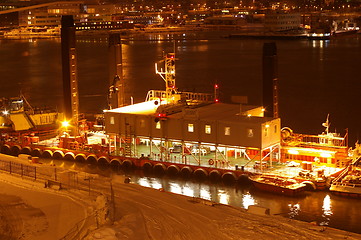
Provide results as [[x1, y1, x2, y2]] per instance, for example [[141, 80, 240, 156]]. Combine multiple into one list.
[[124, 123, 133, 157]]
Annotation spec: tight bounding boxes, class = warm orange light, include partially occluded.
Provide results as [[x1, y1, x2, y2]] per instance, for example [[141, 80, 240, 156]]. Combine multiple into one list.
[[62, 120, 70, 128], [288, 149, 299, 155]]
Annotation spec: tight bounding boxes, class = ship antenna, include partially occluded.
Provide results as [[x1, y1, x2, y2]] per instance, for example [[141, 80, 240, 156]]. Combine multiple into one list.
[[322, 114, 330, 134]]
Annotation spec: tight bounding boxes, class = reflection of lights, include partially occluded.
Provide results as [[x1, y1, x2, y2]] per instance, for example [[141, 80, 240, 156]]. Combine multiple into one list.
[[288, 149, 299, 155], [183, 185, 194, 197], [62, 120, 70, 128], [138, 178, 151, 188], [2, 110, 9, 115], [288, 203, 300, 218], [242, 193, 255, 209], [169, 182, 182, 194], [322, 194, 332, 216], [320, 152, 332, 158], [200, 187, 211, 200], [151, 179, 162, 189], [218, 190, 229, 205]]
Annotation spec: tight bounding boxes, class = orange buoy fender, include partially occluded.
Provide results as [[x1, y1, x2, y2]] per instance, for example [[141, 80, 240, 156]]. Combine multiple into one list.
[[98, 156, 110, 165], [0, 144, 11, 155], [110, 158, 122, 166], [64, 152, 75, 161], [75, 154, 86, 162], [41, 149, 53, 158], [154, 163, 166, 173], [194, 168, 209, 178], [122, 159, 133, 168], [209, 170, 221, 181], [86, 154, 98, 163], [20, 147, 32, 155], [222, 172, 237, 183], [53, 150, 64, 159], [31, 148, 42, 157], [167, 165, 180, 175], [10, 145, 21, 156], [142, 162, 153, 171]]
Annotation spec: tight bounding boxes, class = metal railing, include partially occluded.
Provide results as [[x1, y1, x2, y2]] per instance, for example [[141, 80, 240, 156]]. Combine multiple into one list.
[[0, 157, 113, 240]]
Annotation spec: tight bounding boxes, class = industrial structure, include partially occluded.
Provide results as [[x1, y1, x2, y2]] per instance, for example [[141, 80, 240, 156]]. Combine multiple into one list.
[[61, 15, 79, 134], [104, 51, 281, 168]]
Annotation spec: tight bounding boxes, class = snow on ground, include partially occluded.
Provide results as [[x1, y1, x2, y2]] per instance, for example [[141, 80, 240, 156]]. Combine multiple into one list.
[[85, 182, 361, 240], [1, 155, 361, 240], [0, 174, 87, 240]]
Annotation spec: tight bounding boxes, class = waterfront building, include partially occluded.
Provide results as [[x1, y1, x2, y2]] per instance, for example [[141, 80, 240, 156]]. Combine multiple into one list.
[[104, 100, 281, 166], [0, 1, 118, 28], [264, 12, 302, 31]]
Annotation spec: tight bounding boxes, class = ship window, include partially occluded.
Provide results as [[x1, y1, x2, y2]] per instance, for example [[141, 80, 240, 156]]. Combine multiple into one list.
[[205, 125, 211, 134], [247, 128, 254, 138], [156, 122, 161, 129], [274, 125, 277, 133], [264, 127, 268, 137], [140, 119, 145, 128], [225, 127, 231, 136], [110, 116, 115, 125], [188, 123, 194, 132]]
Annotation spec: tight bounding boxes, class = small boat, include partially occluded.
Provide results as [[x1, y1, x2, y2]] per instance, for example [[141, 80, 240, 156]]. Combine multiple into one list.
[[329, 149, 361, 198], [250, 174, 307, 197]]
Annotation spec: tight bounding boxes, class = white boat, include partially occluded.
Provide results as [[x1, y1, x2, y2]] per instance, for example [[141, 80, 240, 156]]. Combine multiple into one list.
[[4, 26, 60, 37]]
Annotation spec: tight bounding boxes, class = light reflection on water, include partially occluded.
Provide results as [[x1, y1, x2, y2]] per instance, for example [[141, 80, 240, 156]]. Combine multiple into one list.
[[218, 190, 229, 205], [320, 194, 332, 226], [242, 193, 256, 209], [288, 203, 300, 218], [37, 158, 361, 234]]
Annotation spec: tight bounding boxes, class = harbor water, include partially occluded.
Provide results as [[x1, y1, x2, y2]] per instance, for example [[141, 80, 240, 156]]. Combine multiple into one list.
[[1, 31, 361, 233]]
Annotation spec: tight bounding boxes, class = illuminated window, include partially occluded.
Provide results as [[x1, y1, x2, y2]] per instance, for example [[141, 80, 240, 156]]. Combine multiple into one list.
[[140, 120, 145, 128], [110, 116, 115, 125], [188, 123, 194, 132], [156, 122, 161, 129], [225, 127, 231, 136], [205, 125, 211, 134], [247, 129, 254, 138]]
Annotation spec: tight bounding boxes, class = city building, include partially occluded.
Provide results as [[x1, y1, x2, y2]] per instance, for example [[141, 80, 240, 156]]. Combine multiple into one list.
[[264, 12, 302, 31]]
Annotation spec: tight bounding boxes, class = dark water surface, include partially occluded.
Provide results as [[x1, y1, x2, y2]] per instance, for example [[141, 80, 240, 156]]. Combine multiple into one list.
[[1, 32, 361, 233]]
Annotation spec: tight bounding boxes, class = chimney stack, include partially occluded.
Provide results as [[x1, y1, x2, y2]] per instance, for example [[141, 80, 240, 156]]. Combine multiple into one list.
[[108, 33, 124, 109], [262, 42, 279, 118], [61, 15, 79, 131]]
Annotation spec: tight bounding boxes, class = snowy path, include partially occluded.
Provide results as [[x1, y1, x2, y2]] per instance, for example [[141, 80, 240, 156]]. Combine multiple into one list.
[[0, 175, 87, 240]]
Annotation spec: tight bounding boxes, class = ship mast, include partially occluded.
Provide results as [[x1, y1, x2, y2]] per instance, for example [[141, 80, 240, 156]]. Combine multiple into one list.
[[155, 53, 177, 102]]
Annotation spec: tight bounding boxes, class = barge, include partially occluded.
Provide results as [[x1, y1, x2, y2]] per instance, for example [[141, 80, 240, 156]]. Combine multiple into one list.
[[0, 26, 356, 196]]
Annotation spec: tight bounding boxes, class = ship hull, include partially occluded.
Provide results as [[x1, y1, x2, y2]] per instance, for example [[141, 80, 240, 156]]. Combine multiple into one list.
[[329, 184, 361, 198], [251, 175, 307, 197]]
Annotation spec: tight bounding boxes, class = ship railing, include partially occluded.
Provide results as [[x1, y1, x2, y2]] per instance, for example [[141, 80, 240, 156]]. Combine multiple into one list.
[[299, 134, 347, 147], [146, 90, 167, 101], [182, 92, 213, 103], [333, 181, 361, 188], [146, 90, 214, 103]]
